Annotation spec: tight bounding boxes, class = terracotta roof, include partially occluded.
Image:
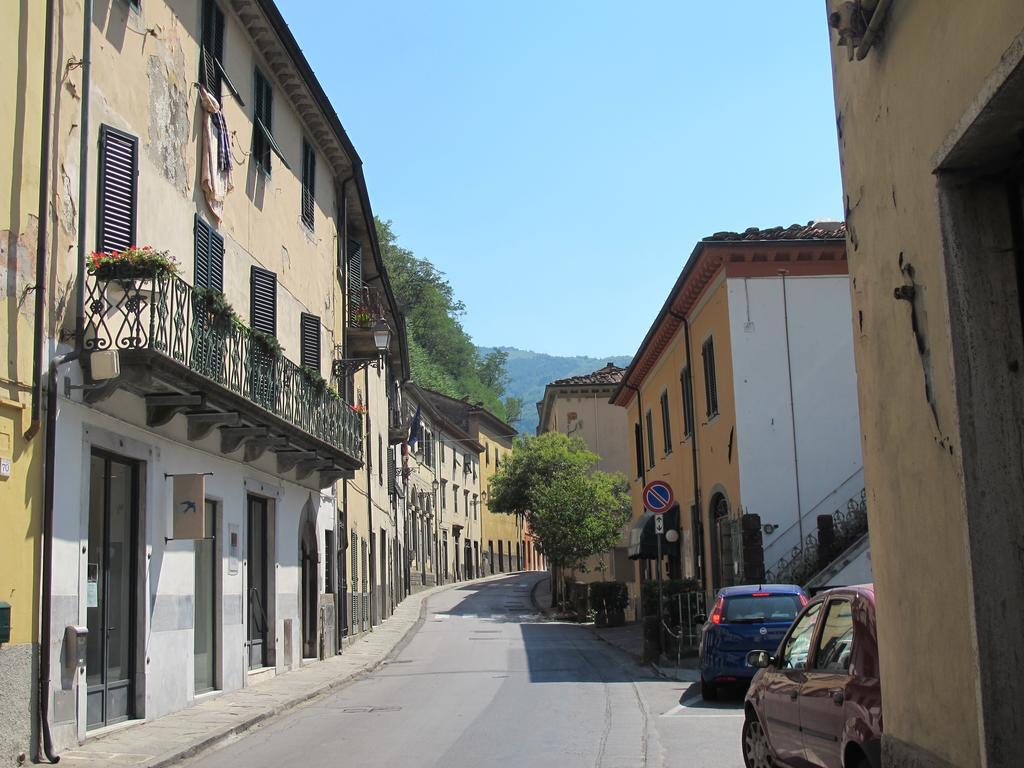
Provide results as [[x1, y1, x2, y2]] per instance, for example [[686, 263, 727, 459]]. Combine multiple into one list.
[[551, 363, 626, 387], [703, 221, 846, 242]]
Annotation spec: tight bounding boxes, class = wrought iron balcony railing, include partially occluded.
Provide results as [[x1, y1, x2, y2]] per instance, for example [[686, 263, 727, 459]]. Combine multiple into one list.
[[763, 489, 868, 586], [83, 271, 363, 463]]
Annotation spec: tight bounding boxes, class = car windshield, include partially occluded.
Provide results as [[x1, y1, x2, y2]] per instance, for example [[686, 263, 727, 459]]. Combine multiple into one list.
[[722, 594, 802, 623]]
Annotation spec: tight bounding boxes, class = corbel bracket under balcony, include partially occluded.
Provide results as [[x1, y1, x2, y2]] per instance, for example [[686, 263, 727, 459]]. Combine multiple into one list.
[[276, 449, 318, 474], [146, 393, 205, 428], [244, 435, 289, 463], [220, 425, 268, 454], [186, 411, 241, 441]]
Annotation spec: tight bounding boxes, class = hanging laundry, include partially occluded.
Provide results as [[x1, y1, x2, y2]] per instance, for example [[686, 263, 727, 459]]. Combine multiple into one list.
[[199, 86, 234, 222]]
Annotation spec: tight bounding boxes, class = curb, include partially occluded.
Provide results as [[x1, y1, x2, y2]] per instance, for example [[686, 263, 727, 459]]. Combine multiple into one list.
[[585, 625, 701, 683], [82, 574, 508, 768]]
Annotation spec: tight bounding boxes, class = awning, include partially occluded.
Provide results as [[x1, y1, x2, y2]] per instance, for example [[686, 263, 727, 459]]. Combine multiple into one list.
[[628, 512, 657, 560], [627, 503, 682, 560]]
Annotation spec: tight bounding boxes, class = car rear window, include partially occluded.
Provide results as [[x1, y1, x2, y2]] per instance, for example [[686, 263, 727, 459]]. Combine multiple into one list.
[[722, 594, 802, 623]]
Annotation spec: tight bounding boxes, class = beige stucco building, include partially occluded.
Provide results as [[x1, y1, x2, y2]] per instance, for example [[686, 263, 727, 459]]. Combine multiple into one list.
[[403, 386, 482, 584], [537, 365, 637, 602], [825, 3, 1024, 766], [14, 0, 406, 753], [423, 391, 521, 575]]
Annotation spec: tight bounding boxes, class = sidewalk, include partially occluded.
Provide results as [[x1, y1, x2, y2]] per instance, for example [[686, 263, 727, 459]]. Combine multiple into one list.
[[529, 574, 698, 682], [59, 575, 504, 768]]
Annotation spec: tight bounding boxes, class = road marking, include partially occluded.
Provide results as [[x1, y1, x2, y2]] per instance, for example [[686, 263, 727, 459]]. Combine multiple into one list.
[[660, 703, 744, 718]]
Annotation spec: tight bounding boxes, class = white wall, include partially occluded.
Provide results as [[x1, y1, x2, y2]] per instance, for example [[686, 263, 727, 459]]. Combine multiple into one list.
[[48, 386, 333, 749], [727, 275, 863, 572]]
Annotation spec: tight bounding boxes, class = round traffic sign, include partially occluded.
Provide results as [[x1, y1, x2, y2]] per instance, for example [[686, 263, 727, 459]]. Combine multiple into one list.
[[643, 480, 674, 514]]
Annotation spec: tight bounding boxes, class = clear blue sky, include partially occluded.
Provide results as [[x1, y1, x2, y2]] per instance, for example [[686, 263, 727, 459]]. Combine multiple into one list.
[[277, 1, 843, 358]]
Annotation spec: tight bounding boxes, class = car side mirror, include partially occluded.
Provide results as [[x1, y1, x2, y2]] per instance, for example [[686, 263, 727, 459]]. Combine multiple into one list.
[[747, 650, 774, 669], [694, 614, 707, 625]]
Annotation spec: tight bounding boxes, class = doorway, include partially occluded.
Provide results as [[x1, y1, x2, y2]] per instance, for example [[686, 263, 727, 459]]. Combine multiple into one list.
[[301, 520, 318, 659], [86, 450, 139, 729], [194, 500, 218, 694], [247, 495, 270, 670]]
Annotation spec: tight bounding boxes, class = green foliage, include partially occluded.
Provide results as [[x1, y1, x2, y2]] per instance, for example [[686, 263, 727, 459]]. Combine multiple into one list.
[[502, 396, 525, 428], [376, 217, 509, 421], [488, 433, 630, 570], [589, 581, 630, 612], [641, 578, 703, 618]]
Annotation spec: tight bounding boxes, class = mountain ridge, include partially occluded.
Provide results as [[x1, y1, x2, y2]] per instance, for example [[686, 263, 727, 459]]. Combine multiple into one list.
[[478, 346, 632, 435]]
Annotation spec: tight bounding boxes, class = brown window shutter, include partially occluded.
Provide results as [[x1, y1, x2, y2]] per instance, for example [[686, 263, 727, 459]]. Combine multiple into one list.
[[97, 125, 138, 253]]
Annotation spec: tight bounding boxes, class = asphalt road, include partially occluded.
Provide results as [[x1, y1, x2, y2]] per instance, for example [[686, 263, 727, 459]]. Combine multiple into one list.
[[186, 572, 745, 768]]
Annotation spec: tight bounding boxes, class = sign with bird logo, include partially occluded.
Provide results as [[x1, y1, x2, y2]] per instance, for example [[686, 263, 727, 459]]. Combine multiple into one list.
[[173, 474, 206, 539]]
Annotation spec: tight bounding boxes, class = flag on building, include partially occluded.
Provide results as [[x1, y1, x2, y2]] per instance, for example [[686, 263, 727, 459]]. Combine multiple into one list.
[[407, 405, 422, 454]]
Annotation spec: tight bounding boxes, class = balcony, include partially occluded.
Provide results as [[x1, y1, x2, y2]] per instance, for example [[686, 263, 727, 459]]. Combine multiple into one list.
[[83, 271, 363, 485]]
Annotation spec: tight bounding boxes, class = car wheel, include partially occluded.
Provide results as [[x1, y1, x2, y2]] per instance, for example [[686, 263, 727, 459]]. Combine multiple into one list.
[[701, 678, 717, 701], [742, 712, 775, 768]]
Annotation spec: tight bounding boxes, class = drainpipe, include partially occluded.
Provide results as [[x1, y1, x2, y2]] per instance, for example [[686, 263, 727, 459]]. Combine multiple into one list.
[[779, 270, 805, 553], [26, 0, 56, 442], [855, 0, 892, 61], [682, 318, 704, 587], [365, 366, 374, 627], [40, 2, 93, 760]]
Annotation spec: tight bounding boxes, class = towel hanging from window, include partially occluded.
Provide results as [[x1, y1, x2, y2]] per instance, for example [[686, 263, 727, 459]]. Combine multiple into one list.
[[199, 86, 234, 222]]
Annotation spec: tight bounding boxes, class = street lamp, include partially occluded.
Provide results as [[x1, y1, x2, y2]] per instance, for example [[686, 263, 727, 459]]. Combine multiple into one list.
[[332, 319, 393, 378]]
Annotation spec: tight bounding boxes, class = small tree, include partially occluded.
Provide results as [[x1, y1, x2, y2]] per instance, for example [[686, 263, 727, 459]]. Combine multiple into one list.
[[488, 433, 631, 605]]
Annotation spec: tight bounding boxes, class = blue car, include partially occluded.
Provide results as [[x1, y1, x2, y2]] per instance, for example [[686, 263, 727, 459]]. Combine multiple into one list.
[[697, 584, 807, 700]]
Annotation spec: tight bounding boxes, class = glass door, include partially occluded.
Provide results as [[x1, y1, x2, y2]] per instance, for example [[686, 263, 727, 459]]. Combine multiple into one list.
[[247, 495, 269, 669], [194, 500, 217, 693], [86, 451, 138, 729]]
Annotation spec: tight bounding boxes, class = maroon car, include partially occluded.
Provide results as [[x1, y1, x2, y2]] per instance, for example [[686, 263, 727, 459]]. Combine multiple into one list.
[[741, 585, 881, 768]]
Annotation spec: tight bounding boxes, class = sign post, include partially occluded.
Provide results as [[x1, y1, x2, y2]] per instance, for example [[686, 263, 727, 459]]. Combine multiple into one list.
[[643, 480, 674, 641]]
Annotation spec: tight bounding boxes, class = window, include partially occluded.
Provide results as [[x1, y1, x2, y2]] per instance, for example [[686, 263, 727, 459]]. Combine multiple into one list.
[[249, 266, 276, 336], [440, 480, 447, 510], [194, 215, 224, 292], [780, 603, 821, 671], [634, 422, 644, 478], [486, 444, 490, 466], [378, 435, 384, 486], [299, 313, 321, 373], [301, 139, 316, 230], [702, 337, 719, 417], [97, 125, 138, 254], [440, 438, 445, 462], [199, 1, 230, 101], [680, 367, 695, 438], [813, 600, 855, 673], [723, 594, 803, 623], [645, 410, 655, 469], [324, 530, 335, 594], [453, 486, 459, 515], [495, 450, 499, 468], [660, 390, 672, 453], [472, 495, 478, 519], [252, 69, 286, 174]]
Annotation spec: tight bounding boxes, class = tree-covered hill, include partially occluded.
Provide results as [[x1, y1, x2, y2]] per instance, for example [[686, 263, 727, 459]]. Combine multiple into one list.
[[477, 347, 632, 435], [376, 218, 521, 424]]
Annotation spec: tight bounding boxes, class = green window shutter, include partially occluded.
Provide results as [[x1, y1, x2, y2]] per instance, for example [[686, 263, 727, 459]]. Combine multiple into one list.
[[194, 214, 210, 288], [250, 266, 276, 336], [347, 239, 363, 312], [388, 450, 397, 497], [97, 125, 138, 253], [301, 140, 315, 230], [300, 312, 321, 372]]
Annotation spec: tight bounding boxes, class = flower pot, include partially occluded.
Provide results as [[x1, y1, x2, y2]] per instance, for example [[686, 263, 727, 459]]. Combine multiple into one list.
[[92, 263, 165, 281]]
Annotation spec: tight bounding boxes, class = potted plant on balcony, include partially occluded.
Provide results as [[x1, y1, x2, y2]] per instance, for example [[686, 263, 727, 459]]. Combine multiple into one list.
[[352, 309, 374, 329], [88, 245, 177, 280], [249, 327, 283, 360], [193, 286, 238, 331]]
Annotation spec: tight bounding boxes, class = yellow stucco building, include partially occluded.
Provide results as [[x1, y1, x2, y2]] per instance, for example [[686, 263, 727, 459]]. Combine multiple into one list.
[[611, 224, 863, 602], [825, 3, 1024, 766], [1, 1, 48, 761]]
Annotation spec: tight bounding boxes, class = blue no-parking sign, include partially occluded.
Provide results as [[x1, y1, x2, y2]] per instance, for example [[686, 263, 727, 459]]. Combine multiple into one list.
[[643, 480, 674, 514]]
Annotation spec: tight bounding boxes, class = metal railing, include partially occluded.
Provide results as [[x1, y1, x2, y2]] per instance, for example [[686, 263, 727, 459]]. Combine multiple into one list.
[[83, 271, 363, 460], [764, 489, 868, 586]]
